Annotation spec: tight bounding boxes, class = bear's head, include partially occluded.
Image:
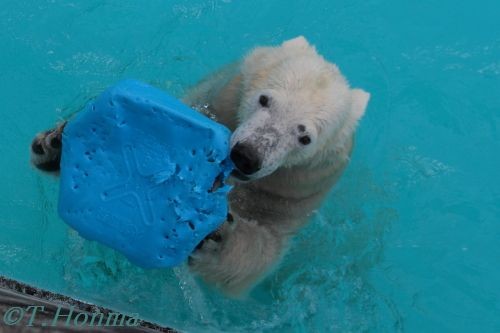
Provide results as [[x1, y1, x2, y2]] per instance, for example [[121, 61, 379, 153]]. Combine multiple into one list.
[[230, 36, 370, 181]]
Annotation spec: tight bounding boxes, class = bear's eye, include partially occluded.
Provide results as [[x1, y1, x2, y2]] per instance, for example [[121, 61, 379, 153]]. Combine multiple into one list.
[[298, 135, 311, 145], [259, 95, 269, 107]]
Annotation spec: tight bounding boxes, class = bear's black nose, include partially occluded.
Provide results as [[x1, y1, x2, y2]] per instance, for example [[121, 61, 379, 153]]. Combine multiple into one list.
[[230, 142, 261, 175]]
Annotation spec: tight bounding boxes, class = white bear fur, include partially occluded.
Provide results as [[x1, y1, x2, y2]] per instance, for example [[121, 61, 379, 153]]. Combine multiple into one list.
[[185, 36, 369, 295]]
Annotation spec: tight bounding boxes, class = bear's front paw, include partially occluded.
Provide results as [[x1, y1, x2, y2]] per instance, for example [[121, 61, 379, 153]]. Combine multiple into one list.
[[30, 122, 67, 172], [188, 212, 235, 267]]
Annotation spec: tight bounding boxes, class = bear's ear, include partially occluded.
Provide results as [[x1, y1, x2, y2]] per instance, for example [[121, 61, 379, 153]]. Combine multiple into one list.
[[282, 36, 310, 50], [350, 89, 370, 123], [242, 47, 274, 78]]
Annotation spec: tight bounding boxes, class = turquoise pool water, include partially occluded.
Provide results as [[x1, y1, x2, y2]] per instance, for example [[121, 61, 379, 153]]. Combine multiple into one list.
[[1, 0, 499, 332]]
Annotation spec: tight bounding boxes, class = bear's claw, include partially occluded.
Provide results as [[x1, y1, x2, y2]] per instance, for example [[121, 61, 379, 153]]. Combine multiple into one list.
[[188, 213, 235, 265]]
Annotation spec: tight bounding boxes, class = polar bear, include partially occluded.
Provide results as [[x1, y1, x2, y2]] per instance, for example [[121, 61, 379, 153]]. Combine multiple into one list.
[[30, 36, 369, 295]]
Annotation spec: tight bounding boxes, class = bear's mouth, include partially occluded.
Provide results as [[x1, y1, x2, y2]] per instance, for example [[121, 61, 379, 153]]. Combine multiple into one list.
[[231, 169, 251, 181]]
